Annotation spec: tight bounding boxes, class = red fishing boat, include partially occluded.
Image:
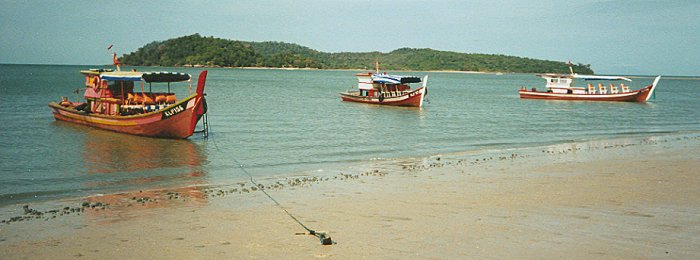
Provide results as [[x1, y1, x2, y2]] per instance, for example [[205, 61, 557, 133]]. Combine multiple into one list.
[[49, 56, 209, 138], [340, 64, 428, 107], [518, 63, 660, 102]]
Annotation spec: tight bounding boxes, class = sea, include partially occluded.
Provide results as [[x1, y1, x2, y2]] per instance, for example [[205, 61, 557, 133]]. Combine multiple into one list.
[[1, 64, 699, 208]]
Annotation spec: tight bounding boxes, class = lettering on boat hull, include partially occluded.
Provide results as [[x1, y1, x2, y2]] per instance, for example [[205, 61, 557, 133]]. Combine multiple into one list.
[[162, 104, 186, 119]]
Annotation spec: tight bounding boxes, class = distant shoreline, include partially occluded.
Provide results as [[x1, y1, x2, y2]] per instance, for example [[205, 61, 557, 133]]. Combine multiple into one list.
[[231, 66, 491, 74], [2, 63, 699, 79]]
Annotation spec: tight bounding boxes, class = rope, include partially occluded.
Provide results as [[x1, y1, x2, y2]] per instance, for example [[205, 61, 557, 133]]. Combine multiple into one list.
[[232, 158, 313, 231], [209, 140, 332, 245]]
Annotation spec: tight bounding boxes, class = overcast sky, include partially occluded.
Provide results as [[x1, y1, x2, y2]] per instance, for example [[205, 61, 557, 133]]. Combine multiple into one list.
[[1, 0, 698, 75]]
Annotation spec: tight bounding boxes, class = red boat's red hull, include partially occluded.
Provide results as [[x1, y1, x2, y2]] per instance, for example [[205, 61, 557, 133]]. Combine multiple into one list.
[[49, 95, 204, 139], [340, 87, 426, 107], [519, 85, 654, 102]]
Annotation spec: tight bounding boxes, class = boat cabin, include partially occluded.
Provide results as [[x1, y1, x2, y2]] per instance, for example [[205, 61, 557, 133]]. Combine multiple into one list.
[[537, 74, 586, 94], [355, 72, 421, 97], [78, 69, 192, 116]]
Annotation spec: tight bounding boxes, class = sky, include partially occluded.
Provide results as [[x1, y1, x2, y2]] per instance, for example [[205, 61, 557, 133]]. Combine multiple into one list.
[[1, 0, 698, 76]]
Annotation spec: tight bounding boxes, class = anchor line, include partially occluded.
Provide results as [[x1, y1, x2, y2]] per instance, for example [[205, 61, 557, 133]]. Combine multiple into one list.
[[208, 140, 332, 245]]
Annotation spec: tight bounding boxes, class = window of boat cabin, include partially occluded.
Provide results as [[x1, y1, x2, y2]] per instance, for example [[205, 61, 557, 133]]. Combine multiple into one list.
[[547, 77, 572, 88], [107, 80, 135, 98], [560, 78, 571, 86]]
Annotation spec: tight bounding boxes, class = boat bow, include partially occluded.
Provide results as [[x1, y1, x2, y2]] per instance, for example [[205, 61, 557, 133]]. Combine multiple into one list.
[[645, 76, 661, 102], [419, 75, 428, 107]]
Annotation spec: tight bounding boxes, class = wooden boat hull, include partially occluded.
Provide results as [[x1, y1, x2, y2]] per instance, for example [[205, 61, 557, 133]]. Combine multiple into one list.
[[519, 76, 660, 102], [49, 94, 205, 139], [340, 87, 426, 107]]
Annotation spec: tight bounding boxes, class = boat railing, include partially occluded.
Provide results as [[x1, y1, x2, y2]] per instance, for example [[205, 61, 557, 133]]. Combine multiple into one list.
[[121, 103, 171, 114], [610, 84, 619, 94], [87, 92, 179, 116], [519, 86, 539, 92], [620, 83, 630, 93], [381, 89, 415, 98], [126, 92, 177, 105], [598, 84, 608, 94], [587, 84, 596, 94]]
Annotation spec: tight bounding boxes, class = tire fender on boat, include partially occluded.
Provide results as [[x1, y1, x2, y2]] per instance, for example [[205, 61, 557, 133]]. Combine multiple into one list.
[[378, 94, 384, 102], [92, 76, 101, 88]]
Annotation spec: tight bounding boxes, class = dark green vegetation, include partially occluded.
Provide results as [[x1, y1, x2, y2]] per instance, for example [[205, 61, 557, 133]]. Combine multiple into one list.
[[121, 34, 594, 74]]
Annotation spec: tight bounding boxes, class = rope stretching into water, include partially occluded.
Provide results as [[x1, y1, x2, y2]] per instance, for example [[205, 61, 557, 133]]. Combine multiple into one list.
[[228, 156, 332, 245], [206, 137, 332, 244]]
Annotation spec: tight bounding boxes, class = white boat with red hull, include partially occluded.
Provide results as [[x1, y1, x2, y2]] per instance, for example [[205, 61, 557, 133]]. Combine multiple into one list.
[[518, 63, 660, 102], [340, 72, 428, 108]]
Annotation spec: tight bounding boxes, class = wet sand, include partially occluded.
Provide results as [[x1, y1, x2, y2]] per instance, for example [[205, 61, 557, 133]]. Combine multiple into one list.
[[1, 134, 699, 258]]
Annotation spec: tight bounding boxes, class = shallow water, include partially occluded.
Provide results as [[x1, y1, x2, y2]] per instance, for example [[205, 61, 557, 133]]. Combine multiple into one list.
[[1, 64, 698, 207]]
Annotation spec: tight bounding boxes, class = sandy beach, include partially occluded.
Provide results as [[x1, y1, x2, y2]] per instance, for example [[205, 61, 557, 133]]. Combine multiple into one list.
[[2, 133, 699, 259]]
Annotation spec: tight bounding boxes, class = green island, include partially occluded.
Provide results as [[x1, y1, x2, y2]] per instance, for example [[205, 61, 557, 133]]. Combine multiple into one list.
[[121, 34, 594, 74]]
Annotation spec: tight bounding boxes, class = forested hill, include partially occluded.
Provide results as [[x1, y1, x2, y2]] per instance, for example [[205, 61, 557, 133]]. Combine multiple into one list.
[[120, 34, 594, 74]]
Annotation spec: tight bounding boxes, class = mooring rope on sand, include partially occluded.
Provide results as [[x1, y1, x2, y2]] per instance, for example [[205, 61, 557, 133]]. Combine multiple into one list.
[[208, 139, 333, 245]]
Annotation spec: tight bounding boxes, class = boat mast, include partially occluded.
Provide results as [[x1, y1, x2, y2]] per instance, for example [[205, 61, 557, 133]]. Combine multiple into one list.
[[108, 45, 121, 72], [568, 60, 574, 75], [114, 53, 121, 72]]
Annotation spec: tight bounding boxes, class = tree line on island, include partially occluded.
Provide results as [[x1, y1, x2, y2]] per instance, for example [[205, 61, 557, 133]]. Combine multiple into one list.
[[121, 34, 594, 74]]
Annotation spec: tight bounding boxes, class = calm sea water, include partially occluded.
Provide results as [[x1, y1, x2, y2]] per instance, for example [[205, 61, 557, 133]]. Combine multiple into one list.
[[1, 64, 698, 207]]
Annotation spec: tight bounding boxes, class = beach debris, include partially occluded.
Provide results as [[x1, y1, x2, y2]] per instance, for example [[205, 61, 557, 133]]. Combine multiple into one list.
[[2, 203, 89, 225], [134, 197, 153, 204], [310, 230, 334, 245], [23, 205, 42, 216]]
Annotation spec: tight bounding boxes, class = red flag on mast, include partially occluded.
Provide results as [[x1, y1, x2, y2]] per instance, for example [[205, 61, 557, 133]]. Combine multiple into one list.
[[113, 53, 120, 66]]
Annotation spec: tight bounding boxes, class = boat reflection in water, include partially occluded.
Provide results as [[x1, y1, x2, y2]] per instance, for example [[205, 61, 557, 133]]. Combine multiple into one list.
[[77, 128, 208, 221]]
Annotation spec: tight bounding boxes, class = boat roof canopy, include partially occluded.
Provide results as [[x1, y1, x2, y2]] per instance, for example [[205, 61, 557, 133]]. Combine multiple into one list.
[[537, 73, 632, 82], [99, 71, 143, 81], [81, 69, 114, 76], [371, 74, 421, 84], [141, 72, 191, 83], [573, 74, 632, 81]]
